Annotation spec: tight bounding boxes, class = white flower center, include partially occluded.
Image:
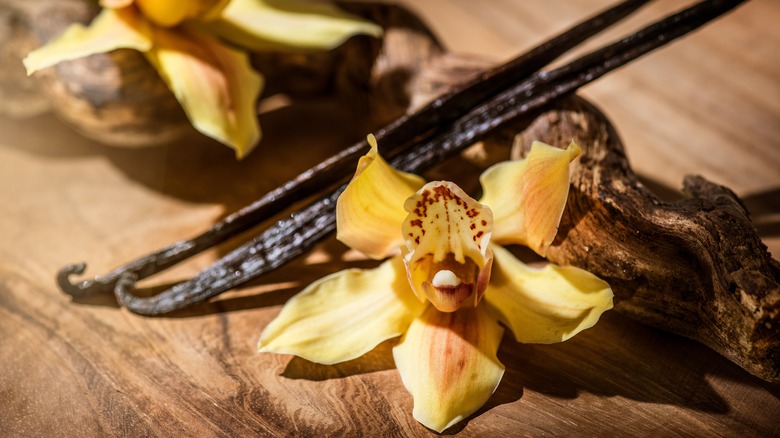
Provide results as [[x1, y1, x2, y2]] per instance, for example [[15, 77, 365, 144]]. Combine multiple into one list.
[[432, 270, 461, 288]]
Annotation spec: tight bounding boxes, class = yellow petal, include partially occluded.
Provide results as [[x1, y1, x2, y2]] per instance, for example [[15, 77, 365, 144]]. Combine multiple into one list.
[[393, 305, 505, 433], [479, 141, 581, 256], [336, 135, 425, 259], [485, 244, 613, 344], [205, 0, 382, 51], [258, 256, 425, 365], [136, 0, 229, 27], [402, 181, 493, 311], [23, 7, 152, 75], [144, 27, 262, 158]]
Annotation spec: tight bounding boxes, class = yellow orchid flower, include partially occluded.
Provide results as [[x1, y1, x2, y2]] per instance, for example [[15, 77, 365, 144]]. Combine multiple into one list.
[[22, 0, 381, 158], [259, 135, 614, 432]]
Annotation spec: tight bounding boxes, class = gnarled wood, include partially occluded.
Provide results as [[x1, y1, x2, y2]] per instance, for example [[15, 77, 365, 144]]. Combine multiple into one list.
[[512, 97, 780, 382]]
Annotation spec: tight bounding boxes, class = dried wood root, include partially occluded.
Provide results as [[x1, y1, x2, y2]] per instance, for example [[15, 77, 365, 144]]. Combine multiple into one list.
[[513, 97, 780, 382]]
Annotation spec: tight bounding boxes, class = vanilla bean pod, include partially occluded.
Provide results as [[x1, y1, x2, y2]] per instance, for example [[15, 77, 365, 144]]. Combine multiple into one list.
[[57, 0, 650, 299], [114, 0, 747, 315]]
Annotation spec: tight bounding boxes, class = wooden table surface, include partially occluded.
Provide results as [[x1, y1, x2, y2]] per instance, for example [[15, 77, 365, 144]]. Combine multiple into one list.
[[2, 0, 779, 436]]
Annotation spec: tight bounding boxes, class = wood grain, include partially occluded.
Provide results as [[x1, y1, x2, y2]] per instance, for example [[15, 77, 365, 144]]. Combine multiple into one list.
[[1, 0, 779, 436]]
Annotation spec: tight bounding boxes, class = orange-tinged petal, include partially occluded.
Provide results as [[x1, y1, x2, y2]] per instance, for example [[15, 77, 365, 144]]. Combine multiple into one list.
[[205, 0, 382, 51], [23, 7, 152, 75], [393, 304, 505, 433], [258, 256, 425, 365], [336, 135, 425, 259], [485, 244, 613, 344], [401, 181, 493, 311], [479, 141, 581, 256], [144, 26, 262, 158], [136, 0, 229, 27]]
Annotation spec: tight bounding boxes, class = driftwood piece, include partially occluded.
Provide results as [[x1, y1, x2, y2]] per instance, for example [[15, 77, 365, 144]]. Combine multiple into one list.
[[511, 97, 780, 382]]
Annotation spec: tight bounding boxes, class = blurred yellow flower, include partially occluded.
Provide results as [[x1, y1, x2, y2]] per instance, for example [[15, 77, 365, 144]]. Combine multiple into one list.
[[24, 0, 381, 158]]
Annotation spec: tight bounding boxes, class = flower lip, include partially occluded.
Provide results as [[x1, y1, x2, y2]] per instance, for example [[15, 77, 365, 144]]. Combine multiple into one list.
[[401, 181, 494, 312], [420, 257, 479, 312], [423, 281, 474, 313]]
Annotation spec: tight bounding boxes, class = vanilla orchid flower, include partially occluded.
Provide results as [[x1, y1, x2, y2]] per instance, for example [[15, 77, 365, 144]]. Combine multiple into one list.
[[22, 0, 381, 158], [258, 135, 613, 432]]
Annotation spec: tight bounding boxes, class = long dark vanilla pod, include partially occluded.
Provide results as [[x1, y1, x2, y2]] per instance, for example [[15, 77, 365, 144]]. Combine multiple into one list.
[[114, 0, 748, 315], [57, 0, 650, 298], [395, 0, 751, 172], [116, 190, 343, 314]]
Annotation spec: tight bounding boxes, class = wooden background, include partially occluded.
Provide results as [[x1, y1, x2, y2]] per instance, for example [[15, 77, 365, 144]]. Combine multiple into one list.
[[1, 0, 779, 436]]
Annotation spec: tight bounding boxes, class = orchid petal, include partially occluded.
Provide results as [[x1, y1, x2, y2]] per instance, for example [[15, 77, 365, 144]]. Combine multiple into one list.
[[258, 256, 425, 365], [135, 0, 229, 27], [205, 0, 382, 51], [485, 244, 613, 344], [337, 135, 425, 259], [402, 181, 493, 311], [23, 7, 152, 75], [393, 305, 505, 433], [479, 141, 581, 256], [144, 26, 262, 158]]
